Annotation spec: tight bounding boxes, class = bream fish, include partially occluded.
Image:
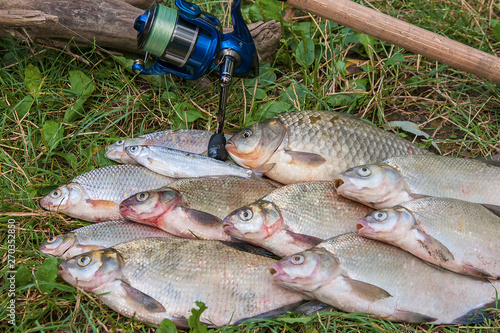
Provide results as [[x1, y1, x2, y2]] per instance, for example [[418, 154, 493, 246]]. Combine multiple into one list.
[[39, 165, 175, 222], [357, 197, 500, 279], [58, 238, 306, 327], [39, 220, 177, 259], [119, 176, 276, 240], [270, 233, 500, 324], [334, 154, 500, 209], [226, 111, 430, 184], [124, 145, 267, 179], [105, 129, 232, 164], [223, 181, 373, 256]]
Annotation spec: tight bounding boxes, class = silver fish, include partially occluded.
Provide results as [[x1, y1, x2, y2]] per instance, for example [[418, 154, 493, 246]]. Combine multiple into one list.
[[105, 130, 232, 164], [334, 154, 500, 209], [125, 145, 266, 179], [226, 111, 430, 184], [39, 220, 177, 259], [39, 165, 175, 222], [119, 176, 276, 240], [270, 233, 500, 324], [223, 181, 373, 256], [59, 238, 305, 327], [357, 197, 500, 279]]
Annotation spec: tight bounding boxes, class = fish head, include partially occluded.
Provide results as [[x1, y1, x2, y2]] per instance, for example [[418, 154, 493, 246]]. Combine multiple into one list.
[[124, 145, 149, 164], [58, 248, 123, 292], [357, 207, 416, 242], [105, 139, 141, 164], [333, 164, 404, 207], [222, 201, 284, 241], [39, 233, 77, 257], [269, 248, 340, 294], [39, 183, 86, 212], [226, 119, 286, 168], [119, 188, 181, 225]]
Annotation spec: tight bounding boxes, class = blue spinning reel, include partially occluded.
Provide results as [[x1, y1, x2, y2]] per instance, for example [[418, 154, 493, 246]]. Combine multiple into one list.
[[133, 0, 259, 160]]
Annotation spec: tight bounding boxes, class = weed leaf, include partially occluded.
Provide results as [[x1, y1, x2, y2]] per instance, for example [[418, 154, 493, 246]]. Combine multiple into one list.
[[15, 264, 33, 288], [13, 95, 34, 118], [294, 39, 315, 67], [188, 301, 213, 333], [385, 54, 406, 67], [386, 121, 441, 153], [24, 64, 42, 94], [158, 318, 179, 333], [42, 120, 64, 151], [35, 257, 59, 293], [69, 70, 94, 98], [492, 20, 500, 41]]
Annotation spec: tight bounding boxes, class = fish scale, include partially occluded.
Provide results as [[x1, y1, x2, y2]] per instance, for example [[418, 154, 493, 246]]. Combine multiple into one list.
[[72, 164, 174, 202]]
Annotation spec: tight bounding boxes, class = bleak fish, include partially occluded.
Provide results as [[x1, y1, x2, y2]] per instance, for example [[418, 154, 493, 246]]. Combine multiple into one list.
[[39, 165, 175, 222], [125, 145, 267, 179], [226, 111, 430, 184], [119, 176, 276, 240], [59, 238, 306, 327], [105, 130, 232, 164], [270, 233, 500, 324], [39, 220, 177, 259], [334, 155, 500, 209], [357, 197, 500, 279], [223, 181, 373, 256]]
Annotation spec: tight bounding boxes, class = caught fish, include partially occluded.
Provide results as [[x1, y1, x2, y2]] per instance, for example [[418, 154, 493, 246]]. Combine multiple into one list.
[[39, 165, 175, 222], [226, 111, 430, 184], [39, 220, 177, 259], [223, 182, 373, 256], [125, 145, 268, 179], [270, 233, 500, 324], [105, 130, 232, 164], [357, 197, 500, 279], [119, 176, 276, 240], [334, 154, 500, 209], [58, 238, 306, 327]]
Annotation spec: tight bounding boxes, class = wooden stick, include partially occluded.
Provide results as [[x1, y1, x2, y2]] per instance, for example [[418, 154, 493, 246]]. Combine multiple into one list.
[[284, 0, 500, 83]]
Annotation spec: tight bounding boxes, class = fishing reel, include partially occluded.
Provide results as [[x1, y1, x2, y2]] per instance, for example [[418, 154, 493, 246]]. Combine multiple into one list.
[[133, 0, 259, 160]]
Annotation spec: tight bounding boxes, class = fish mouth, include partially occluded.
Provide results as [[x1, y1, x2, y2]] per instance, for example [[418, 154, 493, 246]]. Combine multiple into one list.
[[225, 141, 236, 154], [333, 177, 345, 190], [269, 263, 287, 279], [355, 218, 373, 235]]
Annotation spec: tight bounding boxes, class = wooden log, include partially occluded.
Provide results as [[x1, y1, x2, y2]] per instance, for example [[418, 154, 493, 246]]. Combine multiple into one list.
[[0, 0, 281, 61]]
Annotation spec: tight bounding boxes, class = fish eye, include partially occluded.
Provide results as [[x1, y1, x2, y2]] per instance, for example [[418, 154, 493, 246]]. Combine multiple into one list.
[[128, 146, 139, 154], [374, 211, 387, 222], [116, 140, 124, 145], [77, 255, 91, 267], [242, 129, 252, 139], [47, 236, 58, 243], [291, 255, 304, 265], [356, 167, 371, 177], [50, 190, 62, 198], [136, 192, 149, 202], [239, 208, 253, 221]]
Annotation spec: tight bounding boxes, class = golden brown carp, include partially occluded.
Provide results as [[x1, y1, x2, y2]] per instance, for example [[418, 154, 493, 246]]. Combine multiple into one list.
[[226, 111, 430, 184]]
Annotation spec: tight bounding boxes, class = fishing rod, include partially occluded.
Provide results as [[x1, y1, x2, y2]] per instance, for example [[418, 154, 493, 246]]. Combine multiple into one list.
[[132, 0, 500, 160]]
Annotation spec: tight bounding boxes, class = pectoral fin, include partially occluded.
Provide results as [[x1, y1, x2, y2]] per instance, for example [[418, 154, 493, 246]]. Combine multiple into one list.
[[285, 231, 324, 248], [344, 277, 392, 301], [462, 263, 495, 279], [285, 151, 326, 167], [415, 229, 454, 262], [183, 208, 222, 227], [482, 204, 500, 217], [392, 310, 437, 323], [120, 280, 166, 313]]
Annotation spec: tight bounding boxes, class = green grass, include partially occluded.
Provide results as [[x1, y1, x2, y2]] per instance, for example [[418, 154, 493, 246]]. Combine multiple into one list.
[[1, 0, 499, 331]]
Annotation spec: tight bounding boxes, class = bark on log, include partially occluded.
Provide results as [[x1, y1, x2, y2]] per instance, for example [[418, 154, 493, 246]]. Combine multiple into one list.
[[0, 0, 281, 61]]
